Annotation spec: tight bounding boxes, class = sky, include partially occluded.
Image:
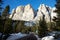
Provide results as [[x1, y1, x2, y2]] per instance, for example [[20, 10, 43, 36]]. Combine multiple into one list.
[[2, 0, 56, 12]]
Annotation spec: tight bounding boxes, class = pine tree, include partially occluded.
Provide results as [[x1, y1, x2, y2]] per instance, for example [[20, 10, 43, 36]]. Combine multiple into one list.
[[4, 19, 12, 34], [2, 5, 13, 34], [0, 0, 3, 33], [16, 21, 25, 33], [0, 0, 3, 15], [2, 5, 10, 19], [38, 15, 48, 38], [54, 0, 60, 31]]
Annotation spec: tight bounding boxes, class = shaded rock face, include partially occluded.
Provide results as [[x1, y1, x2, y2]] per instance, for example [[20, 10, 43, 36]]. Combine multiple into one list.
[[9, 4, 57, 23], [17, 34, 37, 40]]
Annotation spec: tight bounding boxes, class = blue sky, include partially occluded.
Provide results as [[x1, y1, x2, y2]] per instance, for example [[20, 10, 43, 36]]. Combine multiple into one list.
[[3, 0, 56, 12]]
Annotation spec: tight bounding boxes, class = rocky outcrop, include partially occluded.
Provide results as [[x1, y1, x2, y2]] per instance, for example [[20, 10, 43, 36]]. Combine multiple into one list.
[[22, 4, 34, 21], [9, 4, 34, 21], [12, 6, 24, 20], [35, 4, 51, 23], [9, 4, 57, 23]]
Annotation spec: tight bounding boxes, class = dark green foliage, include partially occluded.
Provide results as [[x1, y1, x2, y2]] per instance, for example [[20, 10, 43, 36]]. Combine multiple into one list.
[[0, 0, 4, 33], [12, 21, 19, 33], [47, 22, 57, 31], [22, 25, 37, 34], [38, 20, 47, 38], [3, 19, 13, 34], [31, 26, 36, 32], [0, 5, 13, 34], [47, 22, 51, 31], [2, 5, 10, 19], [24, 27, 31, 33], [54, 0, 60, 31], [0, 17, 4, 33], [16, 21, 25, 33], [38, 15, 48, 38], [0, 0, 3, 15], [39, 20, 47, 29]]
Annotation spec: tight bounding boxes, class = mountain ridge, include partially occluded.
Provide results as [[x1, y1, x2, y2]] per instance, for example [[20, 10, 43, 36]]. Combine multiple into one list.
[[9, 4, 57, 23]]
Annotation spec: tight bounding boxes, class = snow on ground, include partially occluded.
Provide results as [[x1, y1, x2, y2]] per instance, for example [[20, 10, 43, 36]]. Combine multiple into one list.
[[0, 33, 2, 36], [48, 31, 60, 36], [41, 36, 54, 40], [6, 32, 27, 40], [41, 31, 60, 40], [3, 31, 60, 40], [35, 35, 41, 40]]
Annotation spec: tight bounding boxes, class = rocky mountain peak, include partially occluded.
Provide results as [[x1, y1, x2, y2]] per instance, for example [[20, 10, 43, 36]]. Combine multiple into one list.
[[16, 6, 24, 13], [9, 4, 57, 23], [24, 4, 32, 11], [38, 4, 46, 11]]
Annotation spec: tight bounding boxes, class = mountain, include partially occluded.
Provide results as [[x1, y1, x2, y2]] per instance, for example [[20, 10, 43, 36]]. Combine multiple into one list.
[[10, 6, 24, 20], [34, 4, 57, 23], [9, 4, 57, 23], [9, 4, 35, 21], [22, 4, 35, 21], [34, 4, 51, 23]]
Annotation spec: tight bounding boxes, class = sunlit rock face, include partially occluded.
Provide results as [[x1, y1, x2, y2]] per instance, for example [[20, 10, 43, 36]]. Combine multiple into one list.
[[34, 4, 50, 22], [22, 4, 34, 21], [34, 4, 57, 23], [16, 6, 24, 13], [9, 4, 57, 23], [36, 4, 51, 23], [12, 6, 24, 20], [24, 4, 31, 11], [9, 4, 34, 21], [9, 9, 15, 18]]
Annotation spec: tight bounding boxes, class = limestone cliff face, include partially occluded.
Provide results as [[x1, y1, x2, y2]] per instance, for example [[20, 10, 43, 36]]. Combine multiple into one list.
[[9, 4, 34, 21], [40, 4, 51, 22], [34, 4, 51, 23], [22, 4, 34, 21], [12, 6, 24, 20], [16, 6, 24, 13], [9, 4, 57, 23]]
